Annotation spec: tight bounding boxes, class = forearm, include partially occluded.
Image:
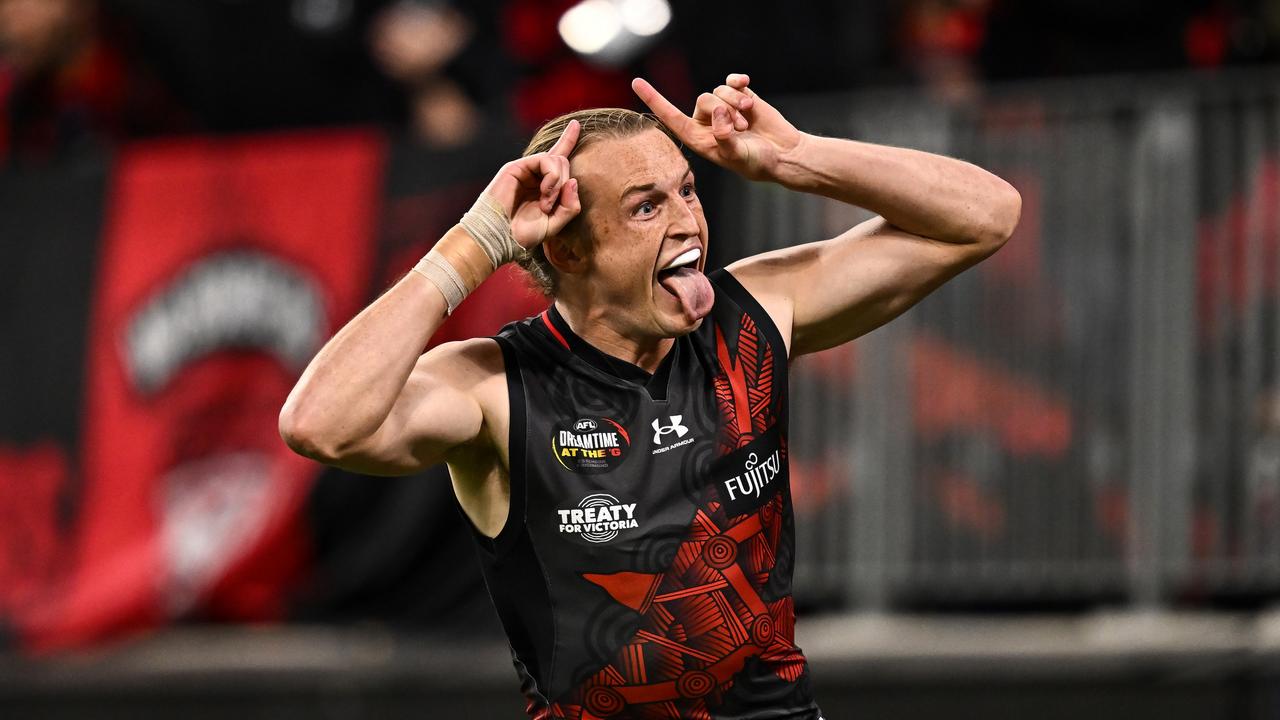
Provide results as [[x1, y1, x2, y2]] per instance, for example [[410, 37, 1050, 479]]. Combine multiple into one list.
[[773, 133, 1021, 246], [278, 225, 492, 456]]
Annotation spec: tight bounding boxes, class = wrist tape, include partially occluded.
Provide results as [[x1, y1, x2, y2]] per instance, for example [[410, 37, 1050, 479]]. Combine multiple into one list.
[[459, 192, 521, 269], [411, 252, 467, 315]]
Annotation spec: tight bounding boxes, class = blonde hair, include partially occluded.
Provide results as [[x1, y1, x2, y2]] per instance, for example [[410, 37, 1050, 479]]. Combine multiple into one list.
[[516, 108, 678, 296]]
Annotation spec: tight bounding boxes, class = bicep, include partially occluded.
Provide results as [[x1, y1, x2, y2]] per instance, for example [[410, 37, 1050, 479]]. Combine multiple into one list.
[[730, 216, 993, 357], [327, 341, 493, 476]]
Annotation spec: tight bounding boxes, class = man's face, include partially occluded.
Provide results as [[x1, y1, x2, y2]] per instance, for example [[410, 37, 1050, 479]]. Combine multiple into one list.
[[567, 128, 711, 339]]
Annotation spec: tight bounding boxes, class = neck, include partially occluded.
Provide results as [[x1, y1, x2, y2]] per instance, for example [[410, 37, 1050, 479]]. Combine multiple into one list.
[[554, 299, 673, 374]]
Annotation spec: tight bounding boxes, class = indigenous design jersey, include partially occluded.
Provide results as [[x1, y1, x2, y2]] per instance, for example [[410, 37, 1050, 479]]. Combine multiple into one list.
[[472, 269, 821, 719]]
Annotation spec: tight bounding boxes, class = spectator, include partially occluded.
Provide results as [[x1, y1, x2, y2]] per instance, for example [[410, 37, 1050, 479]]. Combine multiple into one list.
[[899, 0, 990, 104], [0, 0, 183, 165], [369, 0, 485, 148]]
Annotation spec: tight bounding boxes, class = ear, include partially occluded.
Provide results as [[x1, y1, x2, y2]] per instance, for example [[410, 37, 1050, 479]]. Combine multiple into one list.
[[543, 232, 589, 276]]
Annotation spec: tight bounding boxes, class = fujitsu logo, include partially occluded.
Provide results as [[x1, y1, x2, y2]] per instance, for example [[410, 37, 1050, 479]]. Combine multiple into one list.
[[651, 415, 688, 445], [723, 450, 782, 503], [712, 426, 786, 515]]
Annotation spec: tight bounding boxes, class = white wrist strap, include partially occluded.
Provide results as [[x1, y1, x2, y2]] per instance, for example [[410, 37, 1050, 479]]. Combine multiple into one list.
[[459, 192, 521, 269], [411, 252, 467, 315]]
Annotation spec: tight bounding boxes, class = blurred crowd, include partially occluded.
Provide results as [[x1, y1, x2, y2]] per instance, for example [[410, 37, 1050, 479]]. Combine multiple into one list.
[[1, 0, 1278, 166]]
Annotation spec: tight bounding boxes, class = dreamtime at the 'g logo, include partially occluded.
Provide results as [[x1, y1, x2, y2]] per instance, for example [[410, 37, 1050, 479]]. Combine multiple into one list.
[[551, 417, 631, 474]]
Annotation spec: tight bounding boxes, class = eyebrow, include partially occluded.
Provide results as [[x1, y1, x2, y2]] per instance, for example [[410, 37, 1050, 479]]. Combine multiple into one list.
[[619, 164, 695, 201]]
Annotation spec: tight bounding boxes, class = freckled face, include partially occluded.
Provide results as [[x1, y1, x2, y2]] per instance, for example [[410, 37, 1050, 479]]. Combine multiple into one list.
[[568, 129, 709, 338]]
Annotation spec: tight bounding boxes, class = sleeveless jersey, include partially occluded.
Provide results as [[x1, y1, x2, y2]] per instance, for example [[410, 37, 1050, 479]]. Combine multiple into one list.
[[469, 268, 822, 719]]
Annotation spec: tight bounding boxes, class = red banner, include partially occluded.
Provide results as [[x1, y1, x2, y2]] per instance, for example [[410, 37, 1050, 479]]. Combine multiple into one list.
[[19, 131, 384, 650]]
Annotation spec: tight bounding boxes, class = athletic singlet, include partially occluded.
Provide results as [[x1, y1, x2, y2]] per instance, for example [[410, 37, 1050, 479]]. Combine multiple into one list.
[[467, 268, 823, 719]]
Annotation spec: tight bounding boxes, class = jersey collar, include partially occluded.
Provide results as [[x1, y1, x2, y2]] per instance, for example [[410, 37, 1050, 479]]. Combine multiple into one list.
[[543, 305, 676, 401]]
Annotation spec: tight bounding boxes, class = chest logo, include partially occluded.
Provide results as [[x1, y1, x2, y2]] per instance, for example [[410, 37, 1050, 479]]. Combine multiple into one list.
[[652, 415, 688, 443], [552, 416, 631, 474], [557, 493, 639, 543], [651, 414, 696, 455]]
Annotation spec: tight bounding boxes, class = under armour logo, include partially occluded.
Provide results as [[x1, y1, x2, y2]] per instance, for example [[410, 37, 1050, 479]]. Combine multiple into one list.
[[651, 415, 689, 445]]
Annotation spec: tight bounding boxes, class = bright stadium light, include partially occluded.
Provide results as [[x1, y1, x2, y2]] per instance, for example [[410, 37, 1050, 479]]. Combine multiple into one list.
[[620, 0, 670, 37], [559, 0, 671, 66], [558, 0, 623, 56]]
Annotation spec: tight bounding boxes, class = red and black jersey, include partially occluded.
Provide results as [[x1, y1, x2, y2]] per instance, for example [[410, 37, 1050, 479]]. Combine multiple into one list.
[[472, 268, 822, 719]]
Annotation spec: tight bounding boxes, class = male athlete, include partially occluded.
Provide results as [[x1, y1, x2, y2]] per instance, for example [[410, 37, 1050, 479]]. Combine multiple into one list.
[[279, 73, 1020, 718]]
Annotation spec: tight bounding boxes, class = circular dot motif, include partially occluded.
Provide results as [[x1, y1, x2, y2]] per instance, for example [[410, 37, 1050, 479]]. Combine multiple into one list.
[[751, 615, 775, 647], [585, 685, 624, 716], [676, 669, 716, 699], [702, 534, 738, 569]]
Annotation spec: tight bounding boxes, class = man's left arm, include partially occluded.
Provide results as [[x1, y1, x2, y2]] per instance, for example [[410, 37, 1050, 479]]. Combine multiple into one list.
[[634, 73, 1022, 357]]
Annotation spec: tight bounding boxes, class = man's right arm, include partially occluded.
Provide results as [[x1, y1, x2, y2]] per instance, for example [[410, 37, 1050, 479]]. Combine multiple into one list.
[[277, 229, 494, 475], [278, 121, 582, 476]]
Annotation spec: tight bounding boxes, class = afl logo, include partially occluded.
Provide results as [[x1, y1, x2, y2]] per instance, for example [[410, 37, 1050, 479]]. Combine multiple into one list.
[[551, 416, 631, 474]]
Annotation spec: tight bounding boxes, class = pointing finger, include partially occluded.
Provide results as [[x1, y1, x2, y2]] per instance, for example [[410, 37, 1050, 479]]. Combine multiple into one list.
[[632, 77, 691, 134], [548, 119, 580, 157]]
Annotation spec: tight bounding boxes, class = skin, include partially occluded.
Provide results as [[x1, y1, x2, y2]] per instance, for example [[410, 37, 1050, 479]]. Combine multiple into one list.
[[549, 128, 709, 369], [279, 73, 1022, 538], [0, 0, 91, 76]]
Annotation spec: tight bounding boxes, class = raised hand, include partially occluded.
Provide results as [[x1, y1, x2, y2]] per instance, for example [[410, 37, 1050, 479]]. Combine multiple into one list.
[[632, 73, 803, 182], [483, 119, 583, 249]]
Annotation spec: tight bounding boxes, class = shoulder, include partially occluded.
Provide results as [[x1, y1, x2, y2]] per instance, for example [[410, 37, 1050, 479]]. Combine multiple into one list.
[[411, 338, 509, 426], [417, 337, 506, 381], [418, 337, 512, 460], [712, 262, 795, 358]]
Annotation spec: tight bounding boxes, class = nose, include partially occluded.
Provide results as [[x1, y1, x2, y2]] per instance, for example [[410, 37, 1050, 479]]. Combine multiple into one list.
[[668, 192, 700, 239]]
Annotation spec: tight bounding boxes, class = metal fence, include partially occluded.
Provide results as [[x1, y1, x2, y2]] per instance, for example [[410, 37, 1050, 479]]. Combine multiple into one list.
[[716, 69, 1280, 610]]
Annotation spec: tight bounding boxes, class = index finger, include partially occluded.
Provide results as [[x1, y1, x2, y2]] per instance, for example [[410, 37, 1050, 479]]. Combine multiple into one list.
[[548, 118, 581, 157], [631, 77, 691, 133]]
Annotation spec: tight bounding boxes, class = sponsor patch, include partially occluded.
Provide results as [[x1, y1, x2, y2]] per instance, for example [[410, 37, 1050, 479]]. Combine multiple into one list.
[[551, 417, 631, 474], [710, 424, 787, 516], [557, 493, 639, 543]]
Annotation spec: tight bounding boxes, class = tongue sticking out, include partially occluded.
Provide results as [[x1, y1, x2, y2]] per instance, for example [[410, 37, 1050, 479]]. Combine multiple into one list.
[[659, 267, 714, 320]]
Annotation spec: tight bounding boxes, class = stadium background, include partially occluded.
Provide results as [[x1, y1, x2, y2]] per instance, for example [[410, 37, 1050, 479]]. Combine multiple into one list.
[[2, 0, 1279, 718]]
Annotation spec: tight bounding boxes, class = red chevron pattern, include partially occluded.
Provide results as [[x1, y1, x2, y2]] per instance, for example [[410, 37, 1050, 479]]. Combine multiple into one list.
[[714, 315, 775, 456]]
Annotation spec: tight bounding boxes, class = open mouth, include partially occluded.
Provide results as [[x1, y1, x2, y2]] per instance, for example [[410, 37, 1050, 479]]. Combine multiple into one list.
[[656, 247, 701, 286], [654, 246, 714, 320]]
